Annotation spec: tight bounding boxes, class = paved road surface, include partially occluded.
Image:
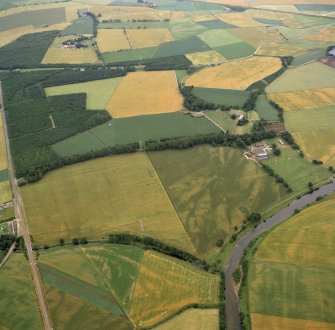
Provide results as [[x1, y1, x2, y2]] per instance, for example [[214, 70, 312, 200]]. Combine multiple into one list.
[[224, 181, 335, 330], [0, 82, 53, 330]]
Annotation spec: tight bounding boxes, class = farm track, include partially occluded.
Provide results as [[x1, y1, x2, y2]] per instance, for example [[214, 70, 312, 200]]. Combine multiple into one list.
[[0, 82, 53, 330], [224, 180, 335, 330]]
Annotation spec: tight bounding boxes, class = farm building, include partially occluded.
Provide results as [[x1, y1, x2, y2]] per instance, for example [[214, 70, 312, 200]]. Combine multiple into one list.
[[244, 142, 272, 161]]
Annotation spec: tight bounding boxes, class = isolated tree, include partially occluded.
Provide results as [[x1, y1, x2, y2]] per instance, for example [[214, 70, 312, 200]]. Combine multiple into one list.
[[59, 238, 65, 246], [72, 238, 79, 245]]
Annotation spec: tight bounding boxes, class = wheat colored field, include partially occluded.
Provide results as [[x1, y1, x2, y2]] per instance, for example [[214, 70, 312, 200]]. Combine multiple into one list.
[[107, 71, 183, 118], [42, 47, 98, 64], [21, 153, 195, 253], [97, 29, 130, 53], [154, 309, 219, 330], [0, 181, 12, 204], [129, 251, 220, 328], [126, 29, 174, 49], [216, 12, 265, 27], [256, 42, 306, 56], [304, 26, 335, 42], [185, 56, 282, 90], [186, 50, 225, 65], [269, 87, 335, 111]]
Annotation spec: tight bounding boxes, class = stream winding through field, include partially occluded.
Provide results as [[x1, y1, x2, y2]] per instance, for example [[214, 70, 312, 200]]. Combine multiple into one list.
[[224, 180, 335, 330]]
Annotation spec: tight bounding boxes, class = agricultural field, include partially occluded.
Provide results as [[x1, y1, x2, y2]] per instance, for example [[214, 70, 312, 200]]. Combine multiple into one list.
[[304, 26, 335, 42], [0, 254, 42, 329], [106, 71, 183, 118], [42, 47, 98, 65], [185, 56, 282, 90], [203, 110, 237, 132], [154, 308, 219, 330], [126, 28, 174, 49], [198, 29, 243, 48], [45, 77, 121, 110], [101, 47, 157, 63], [216, 12, 265, 28], [97, 29, 131, 53], [52, 112, 220, 157], [248, 195, 335, 329], [255, 94, 279, 121], [186, 50, 225, 65], [21, 153, 195, 253], [148, 145, 287, 256], [269, 87, 335, 111], [264, 145, 330, 192], [0, 180, 12, 204], [128, 250, 220, 328], [0, 115, 8, 171], [0, 204, 15, 223], [266, 62, 335, 93]]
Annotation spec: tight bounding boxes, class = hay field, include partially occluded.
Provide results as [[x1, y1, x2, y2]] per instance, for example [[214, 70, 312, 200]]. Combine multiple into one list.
[[186, 50, 225, 65], [45, 77, 121, 110], [266, 62, 335, 93], [154, 308, 219, 330], [294, 129, 335, 167], [185, 56, 282, 90], [148, 146, 286, 256], [304, 26, 335, 42], [0, 181, 12, 204], [198, 29, 242, 48], [90, 6, 171, 21], [106, 71, 183, 118], [264, 147, 330, 192], [128, 250, 220, 328], [216, 12, 265, 27], [96, 29, 130, 53], [126, 28, 174, 49], [248, 196, 335, 328], [269, 87, 335, 111], [42, 47, 98, 64], [0, 254, 42, 330], [39, 244, 144, 311], [0, 115, 8, 171], [21, 153, 195, 253], [231, 27, 284, 48], [256, 42, 307, 56], [251, 313, 335, 330]]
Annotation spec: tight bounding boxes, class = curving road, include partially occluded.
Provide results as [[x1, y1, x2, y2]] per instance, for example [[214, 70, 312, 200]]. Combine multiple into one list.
[[0, 82, 53, 330], [224, 181, 335, 330]]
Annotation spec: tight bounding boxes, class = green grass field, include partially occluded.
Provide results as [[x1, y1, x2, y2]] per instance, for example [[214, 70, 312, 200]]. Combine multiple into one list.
[[292, 49, 325, 66], [266, 62, 335, 93], [0, 205, 14, 223], [45, 77, 120, 110], [52, 113, 220, 157], [0, 222, 9, 234], [60, 16, 94, 36], [198, 29, 242, 48], [98, 21, 170, 29], [169, 18, 207, 39], [284, 107, 335, 133], [148, 145, 287, 256], [153, 36, 210, 58], [192, 87, 250, 107], [0, 254, 42, 329], [248, 195, 335, 328], [215, 42, 255, 60], [255, 94, 280, 121], [0, 180, 12, 204], [264, 146, 330, 191], [21, 153, 195, 253], [40, 244, 144, 311], [101, 47, 157, 64], [0, 7, 66, 31], [203, 110, 237, 132]]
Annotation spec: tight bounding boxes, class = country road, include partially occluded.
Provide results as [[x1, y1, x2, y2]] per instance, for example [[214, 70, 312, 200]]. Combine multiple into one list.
[[224, 180, 335, 330], [0, 242, 16, 269], [0, 82, 53, 330]]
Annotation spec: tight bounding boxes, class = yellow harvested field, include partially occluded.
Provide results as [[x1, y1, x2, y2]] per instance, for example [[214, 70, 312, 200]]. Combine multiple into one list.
[[216, 12, 265, 27], [231, 27, 284, 48], [0, 116, 8, 171], [154, 309, 219, 330], [129, 250, 220, 328], [251, 313, 335, 330], [269, 87, 335, 111], [0, 181, 12, 204], [126, 29, 174, 49], [195, 0, 335, 6], [0, 23, 69, 48], [42, 48, 98, 64], [192, 14, 215, 22], [304, 26, 335, 42], [245, 8, 295, 21], [186, 50, 226, 65], [107, 71, 183, 118], [96, 29, 130, 53], [256, 42, 307, 56], [90, 6, 171, 21], [294, 129, 335, 167], [185, 56, 282, 90]]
